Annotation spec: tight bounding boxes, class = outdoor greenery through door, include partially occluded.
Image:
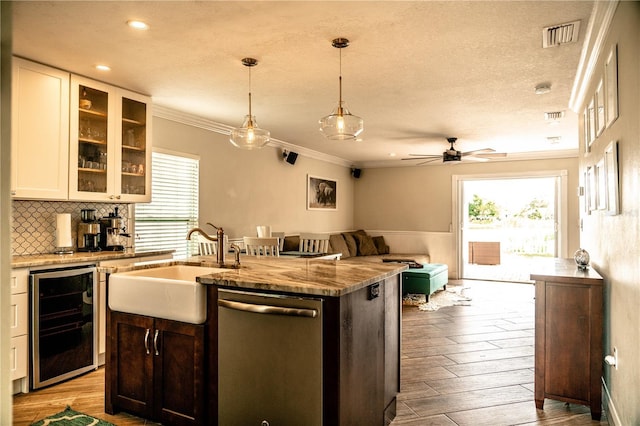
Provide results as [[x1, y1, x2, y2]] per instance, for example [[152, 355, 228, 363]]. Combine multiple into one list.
[[460, 176, 560, 282]]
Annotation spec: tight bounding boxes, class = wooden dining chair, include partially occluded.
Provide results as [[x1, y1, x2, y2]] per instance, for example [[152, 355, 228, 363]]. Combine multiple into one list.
[[299, 233, 330, 254], [243, 237, 280, 257], [196, 234, 228, 256], [271, 232, 286, 252]]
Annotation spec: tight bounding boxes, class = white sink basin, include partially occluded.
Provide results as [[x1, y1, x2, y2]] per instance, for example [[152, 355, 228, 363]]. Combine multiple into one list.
[[109, 265, 226, 324]]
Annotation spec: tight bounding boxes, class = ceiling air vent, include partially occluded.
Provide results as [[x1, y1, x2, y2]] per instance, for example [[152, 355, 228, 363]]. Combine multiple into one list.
[[544, 111, 565, 121], [543, 20, 580, 48]]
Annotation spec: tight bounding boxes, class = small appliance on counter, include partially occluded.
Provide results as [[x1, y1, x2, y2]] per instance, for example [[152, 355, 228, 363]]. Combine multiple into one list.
[[99, 207, 129, 251], [77, 209, 101, 252]]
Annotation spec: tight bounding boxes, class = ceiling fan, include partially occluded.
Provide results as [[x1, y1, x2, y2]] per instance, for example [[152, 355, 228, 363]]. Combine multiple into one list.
[[402, 137, 507, 165]]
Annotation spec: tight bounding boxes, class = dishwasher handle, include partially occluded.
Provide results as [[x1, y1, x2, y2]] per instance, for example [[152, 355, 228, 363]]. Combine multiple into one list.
[[218, 298, 318, 318]]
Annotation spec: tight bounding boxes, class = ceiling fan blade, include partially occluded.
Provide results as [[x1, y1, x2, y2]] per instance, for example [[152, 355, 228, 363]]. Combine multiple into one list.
[[462, 156, 489, 162], [462, 148, 496, 155], [401, 155, 441, 161], [416, 158, 442, 166], [473, 152, 508, 158], [406, 153, 442, 157]]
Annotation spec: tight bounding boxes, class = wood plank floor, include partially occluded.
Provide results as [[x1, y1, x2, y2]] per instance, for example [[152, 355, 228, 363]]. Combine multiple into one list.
[[391, 280, 609, 426], [13, 280, 609, 425]]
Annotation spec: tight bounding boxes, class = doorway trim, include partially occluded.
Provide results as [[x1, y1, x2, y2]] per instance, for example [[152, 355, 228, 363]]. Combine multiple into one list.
[[452, 170, 568, 280]]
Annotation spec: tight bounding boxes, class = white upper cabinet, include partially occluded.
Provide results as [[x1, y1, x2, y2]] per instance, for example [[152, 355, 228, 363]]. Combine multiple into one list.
[[11, 57, 70, 200], [68, 76, 152, 202]]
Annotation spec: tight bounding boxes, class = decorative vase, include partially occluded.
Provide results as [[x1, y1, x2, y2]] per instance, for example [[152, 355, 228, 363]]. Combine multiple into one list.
[[574, 248, 590, 270]]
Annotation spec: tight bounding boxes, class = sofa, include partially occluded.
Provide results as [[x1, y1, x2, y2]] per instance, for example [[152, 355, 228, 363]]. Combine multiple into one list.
[[282, 230, 447, 299], [283, 230, 428, 262]]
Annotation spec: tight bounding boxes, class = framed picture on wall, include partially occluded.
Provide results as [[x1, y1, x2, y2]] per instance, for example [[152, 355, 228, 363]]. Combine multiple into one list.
[[596, 158, 607, 211], [595, 78, 605, 137], [586, 165, 596, 212], [605, 141, 619, 215], [307, 175, 337, 210], [587, 96, 596, 148], [583, 107, 591, 154], [605, 44, 619, 127]]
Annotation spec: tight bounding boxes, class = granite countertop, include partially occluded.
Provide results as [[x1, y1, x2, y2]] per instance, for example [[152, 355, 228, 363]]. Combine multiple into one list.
[[101, 254, 408, 297], [11, 249, 175, 269], [196, 255, 408, 297]]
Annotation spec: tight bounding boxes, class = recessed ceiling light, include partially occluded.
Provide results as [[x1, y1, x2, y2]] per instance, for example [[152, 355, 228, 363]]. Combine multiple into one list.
[[389, 152, 396, 157], [95, 64, 111, 71], [535, 84, 551, 95], [127, 20, 149, 30]]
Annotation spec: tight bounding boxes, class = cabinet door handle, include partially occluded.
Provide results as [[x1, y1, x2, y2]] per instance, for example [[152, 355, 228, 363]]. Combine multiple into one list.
[[153, 329, 160, 356], [144, 328, 150, 355]]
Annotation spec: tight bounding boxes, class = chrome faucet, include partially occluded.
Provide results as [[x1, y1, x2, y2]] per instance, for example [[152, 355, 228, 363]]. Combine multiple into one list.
[[186, 223, 241, 268]]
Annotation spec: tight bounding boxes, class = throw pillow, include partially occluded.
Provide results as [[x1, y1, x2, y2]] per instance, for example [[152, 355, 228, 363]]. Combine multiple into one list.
[[372, 236, 390, 254], [282, 235, 300, 252], [329, 234, 351, 258], [354, 233, 379, 256], [342, 233, 358, 257]]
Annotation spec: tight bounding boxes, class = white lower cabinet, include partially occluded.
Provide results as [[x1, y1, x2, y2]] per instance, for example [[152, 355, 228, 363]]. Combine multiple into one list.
[[11, 268, 30, 394]]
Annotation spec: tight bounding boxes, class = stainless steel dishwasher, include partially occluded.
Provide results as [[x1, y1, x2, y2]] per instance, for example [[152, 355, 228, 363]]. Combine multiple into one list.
[[218, 289, 323, 426]]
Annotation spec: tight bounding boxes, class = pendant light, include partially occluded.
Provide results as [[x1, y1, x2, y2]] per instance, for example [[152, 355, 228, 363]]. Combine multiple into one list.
[[319, 38, 363, 140], [230, 57, 270, 149]]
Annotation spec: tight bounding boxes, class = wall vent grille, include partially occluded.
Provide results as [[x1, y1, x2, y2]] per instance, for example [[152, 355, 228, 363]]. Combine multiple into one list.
[[545, 111, 565, 120], [543, 20, 581, 48]]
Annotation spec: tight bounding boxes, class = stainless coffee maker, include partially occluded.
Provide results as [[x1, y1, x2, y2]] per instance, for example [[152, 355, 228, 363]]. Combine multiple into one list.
[[99, 207, 127, 251], [77, 209, 101, 252]]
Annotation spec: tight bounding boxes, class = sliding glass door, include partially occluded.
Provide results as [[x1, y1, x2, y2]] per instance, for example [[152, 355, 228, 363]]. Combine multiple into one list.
[[454, 172, 567, 282]]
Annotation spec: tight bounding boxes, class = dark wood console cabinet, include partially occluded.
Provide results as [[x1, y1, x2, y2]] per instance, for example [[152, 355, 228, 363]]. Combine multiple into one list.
[[530, 259, 604, 421]]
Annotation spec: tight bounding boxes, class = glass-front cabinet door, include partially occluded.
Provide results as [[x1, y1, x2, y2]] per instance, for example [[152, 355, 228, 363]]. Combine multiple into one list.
[[69, 76, 151, 202], [117, 91, 151, 202]]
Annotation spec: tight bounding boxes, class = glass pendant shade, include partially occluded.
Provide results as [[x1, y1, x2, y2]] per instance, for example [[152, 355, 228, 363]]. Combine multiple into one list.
[[230, 114, 270, 150], [229, 57, 270, 150], [319, 38, 363, 141], [319, 101, 363, 140]]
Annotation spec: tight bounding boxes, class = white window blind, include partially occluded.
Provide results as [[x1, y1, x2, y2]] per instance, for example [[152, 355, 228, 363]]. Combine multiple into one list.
[[135, 150, 199, 259]]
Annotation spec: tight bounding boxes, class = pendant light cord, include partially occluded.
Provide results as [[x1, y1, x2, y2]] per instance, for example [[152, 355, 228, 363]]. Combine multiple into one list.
[[248, 65, 252, 117]]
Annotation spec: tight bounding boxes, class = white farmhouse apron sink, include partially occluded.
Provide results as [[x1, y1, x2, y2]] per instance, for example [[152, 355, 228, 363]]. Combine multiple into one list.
[[109, 265, 225, 324]]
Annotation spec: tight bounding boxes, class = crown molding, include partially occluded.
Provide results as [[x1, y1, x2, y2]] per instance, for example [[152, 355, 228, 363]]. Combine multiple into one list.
[[569, 1, 619, 112], [152, 104, 353, 168]]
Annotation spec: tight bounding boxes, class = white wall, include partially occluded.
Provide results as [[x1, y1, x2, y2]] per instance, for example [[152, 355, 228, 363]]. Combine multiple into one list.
[[354, 157, 581, 277], [577, 3, 640, 424], [152, 116, 355, 239]]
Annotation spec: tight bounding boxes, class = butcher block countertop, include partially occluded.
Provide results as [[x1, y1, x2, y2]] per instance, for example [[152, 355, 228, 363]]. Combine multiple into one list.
[[101, 254, 408, 297]]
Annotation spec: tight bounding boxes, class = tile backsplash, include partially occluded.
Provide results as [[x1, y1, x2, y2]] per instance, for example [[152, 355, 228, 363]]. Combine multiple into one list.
[[12, 200, 130, 256]]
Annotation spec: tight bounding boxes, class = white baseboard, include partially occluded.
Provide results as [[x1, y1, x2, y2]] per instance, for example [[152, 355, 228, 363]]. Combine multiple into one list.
[[603, 378, 622, 425]]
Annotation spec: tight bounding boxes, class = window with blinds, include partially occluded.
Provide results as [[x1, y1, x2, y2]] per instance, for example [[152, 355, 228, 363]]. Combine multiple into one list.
[[135, 149, 199, 259]]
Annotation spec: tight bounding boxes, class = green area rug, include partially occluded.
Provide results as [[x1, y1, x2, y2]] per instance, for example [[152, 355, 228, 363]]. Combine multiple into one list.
[[30, 406, 115, 426]]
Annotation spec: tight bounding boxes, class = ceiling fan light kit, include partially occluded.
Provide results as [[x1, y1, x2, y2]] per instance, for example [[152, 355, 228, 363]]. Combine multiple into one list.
[[319, 37, 364, 140], [229, 57, 271, 150]]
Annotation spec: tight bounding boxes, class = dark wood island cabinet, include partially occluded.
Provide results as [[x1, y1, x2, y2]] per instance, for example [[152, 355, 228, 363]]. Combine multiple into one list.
[[106, 311, 205, 426], [530, 258, 604, 421], [105, 256, 405, 426]]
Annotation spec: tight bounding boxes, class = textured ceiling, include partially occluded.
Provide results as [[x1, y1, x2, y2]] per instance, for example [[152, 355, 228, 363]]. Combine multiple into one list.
[[12, 1, 595, 167]]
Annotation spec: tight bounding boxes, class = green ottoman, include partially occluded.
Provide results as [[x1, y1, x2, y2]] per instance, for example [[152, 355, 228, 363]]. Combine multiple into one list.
[[402, 263, 448, 302]]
